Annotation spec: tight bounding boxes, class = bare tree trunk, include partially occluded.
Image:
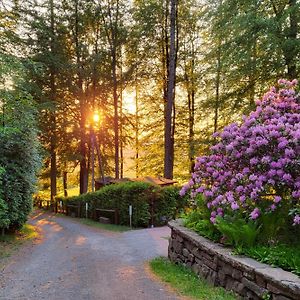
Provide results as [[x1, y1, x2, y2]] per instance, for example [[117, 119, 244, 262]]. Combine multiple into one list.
[[164, 0, 177, 179], [74, 0, 88, 194], [98, 1, 121, 179], [214, 41, 221, 134], [135, 73, 139, 178], [50, 0, 57, 201], [249, 0, 257, 109], [112, 47, 119, 179], [119, 52, 124, 179], [286, 0, 297, 79], [63, 171, 68, 197]]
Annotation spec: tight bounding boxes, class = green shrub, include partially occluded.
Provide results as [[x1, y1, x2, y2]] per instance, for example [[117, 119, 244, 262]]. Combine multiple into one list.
[[184, 194, 221, 241], [215, 216, 260, 250], [0, 167, 9, 233], [56, 183, 186, 227], [0, 127, 40, 231]]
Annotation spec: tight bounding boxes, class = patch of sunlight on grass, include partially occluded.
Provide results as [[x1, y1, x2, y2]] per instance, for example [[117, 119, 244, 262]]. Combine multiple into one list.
[[79, 218, 131, 232], [55, 213, 131, 232], [0, 224, 38, 261], [149, 257, 237, 300]]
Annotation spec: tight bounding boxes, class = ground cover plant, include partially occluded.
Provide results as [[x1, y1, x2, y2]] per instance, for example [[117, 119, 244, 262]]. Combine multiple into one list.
[[181, 80, 300, 275], [149, 257, 236, 300], [0, 224, 38, 268]]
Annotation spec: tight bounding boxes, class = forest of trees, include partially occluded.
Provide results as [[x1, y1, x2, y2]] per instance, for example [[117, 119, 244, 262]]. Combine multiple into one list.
[[0, 0, 299, 200]]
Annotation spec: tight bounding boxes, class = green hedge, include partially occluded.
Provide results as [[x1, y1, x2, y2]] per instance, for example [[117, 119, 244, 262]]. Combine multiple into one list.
[[56, 182, 187, 227], [0, 128, 40, 231]]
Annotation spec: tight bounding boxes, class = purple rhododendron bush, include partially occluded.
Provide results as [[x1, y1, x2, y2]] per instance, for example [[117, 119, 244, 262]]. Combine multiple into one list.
[[182, 79, 300, 249]]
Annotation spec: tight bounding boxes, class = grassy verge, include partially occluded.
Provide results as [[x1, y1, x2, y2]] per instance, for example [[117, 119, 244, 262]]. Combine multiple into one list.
[[149, 257, 236, 300], [56, 214, 131, 232], [0, 224, 38, 263], [78, 218, 131, 232]]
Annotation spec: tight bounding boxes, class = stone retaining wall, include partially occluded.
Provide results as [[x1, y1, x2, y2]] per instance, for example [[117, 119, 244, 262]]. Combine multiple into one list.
[[168, 220, 300, 300]]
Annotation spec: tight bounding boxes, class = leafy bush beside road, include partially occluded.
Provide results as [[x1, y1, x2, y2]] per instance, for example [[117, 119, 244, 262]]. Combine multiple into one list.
[[56, 182, 187, 227]]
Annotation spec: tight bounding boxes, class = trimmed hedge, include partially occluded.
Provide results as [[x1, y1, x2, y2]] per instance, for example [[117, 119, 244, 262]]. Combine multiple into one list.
[[56, 182, 187, 227]]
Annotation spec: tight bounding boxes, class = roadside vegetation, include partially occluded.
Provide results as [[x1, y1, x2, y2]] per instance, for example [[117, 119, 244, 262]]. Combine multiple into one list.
[[56, 182, 187, 228], [149, 257, 236, 300], [182, 80, 300, 276], [0, 224, 38, 264]]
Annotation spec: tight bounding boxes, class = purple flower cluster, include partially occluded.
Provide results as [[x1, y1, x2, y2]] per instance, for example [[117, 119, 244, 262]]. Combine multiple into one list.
[[181, 79, 300, 224]]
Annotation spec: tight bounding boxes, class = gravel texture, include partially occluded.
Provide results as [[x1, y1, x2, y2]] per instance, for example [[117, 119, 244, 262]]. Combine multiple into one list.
[[0, 212, 180, 300]]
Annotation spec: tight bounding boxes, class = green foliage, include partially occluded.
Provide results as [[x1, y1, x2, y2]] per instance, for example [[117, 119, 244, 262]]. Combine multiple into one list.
[[57, 183, 185, 227], [0, 126, 40, 230], [184, 194, 221, 241], [154, 186, 189, 226], [0, 167, 9, 230], [0, 224, 38, 261], [149, 257, 236, 300], [215, 216, 260, 250], [242, 244, 300, 276], [0, 91, 41, 231], [184, 200, 300, 274], [257, 207, 289, 244]]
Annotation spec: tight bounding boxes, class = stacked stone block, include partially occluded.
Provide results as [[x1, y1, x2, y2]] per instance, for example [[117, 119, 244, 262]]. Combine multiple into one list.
[[168, 220, 300, 300]]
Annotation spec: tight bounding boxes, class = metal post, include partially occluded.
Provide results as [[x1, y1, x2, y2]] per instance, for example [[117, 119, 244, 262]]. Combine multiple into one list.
[[129, 205, 132, 228]]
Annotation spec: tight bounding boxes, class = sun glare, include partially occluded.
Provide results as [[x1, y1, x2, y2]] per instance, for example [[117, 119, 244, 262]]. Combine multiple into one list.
[[123, 91, 136, 114], [93, 112, 100, 123]]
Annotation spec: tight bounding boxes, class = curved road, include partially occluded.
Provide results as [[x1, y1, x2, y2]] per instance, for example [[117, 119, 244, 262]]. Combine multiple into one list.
[[0, 212, 180, 300]]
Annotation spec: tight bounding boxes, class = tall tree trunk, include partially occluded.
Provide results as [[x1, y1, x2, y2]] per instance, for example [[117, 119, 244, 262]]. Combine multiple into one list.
[[164, 0, 177, 179], [214, 41, 221, 134], [249, 0, 257, 109], [286, 0, 297, 79], [63, 170, 68, 197], [112, 47, 119, 179], [49, 0, 57, 201], [119, 53, 124, 179], [74, 0, 88, 194], [135, 74, 139, 178], [185, 64, 195, 173]]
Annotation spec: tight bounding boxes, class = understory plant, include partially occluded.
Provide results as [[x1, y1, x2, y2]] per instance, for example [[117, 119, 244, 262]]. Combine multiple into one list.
[[182, 79, 300, 247]]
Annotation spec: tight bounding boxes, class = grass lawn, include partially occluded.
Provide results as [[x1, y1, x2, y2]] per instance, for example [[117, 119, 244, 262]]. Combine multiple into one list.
[[0, 224, 38, 266], [149, 257, 236, 300], [78, 218, 131, 232], [56, 214, 131, 232]]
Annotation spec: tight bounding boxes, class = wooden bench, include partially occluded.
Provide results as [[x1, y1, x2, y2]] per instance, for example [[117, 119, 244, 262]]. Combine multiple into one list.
[[95, 208, 119, 225], [66, 204, 81, 217]]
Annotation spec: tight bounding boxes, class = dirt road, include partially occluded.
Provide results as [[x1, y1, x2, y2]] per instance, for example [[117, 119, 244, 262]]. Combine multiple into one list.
[[0, 212, 180, 300]]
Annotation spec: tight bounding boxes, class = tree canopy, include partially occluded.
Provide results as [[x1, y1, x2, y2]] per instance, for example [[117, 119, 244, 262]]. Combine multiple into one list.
[[0, 0, 299, 203]]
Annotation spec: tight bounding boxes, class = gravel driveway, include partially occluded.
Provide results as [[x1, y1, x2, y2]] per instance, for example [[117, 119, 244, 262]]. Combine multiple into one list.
[[0, 212, 180, 300]]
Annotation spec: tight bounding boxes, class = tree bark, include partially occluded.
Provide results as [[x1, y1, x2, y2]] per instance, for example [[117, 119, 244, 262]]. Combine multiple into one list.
[[49, 0, 57, 201], [112, 47, 119, 179], [164, 0, 177, 179], [74, 0, 88, 194], [214, 41, 221, 134], [135, 73, 139, 178], [286, 0, 297, 79], [63, 171, 68, 197]]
